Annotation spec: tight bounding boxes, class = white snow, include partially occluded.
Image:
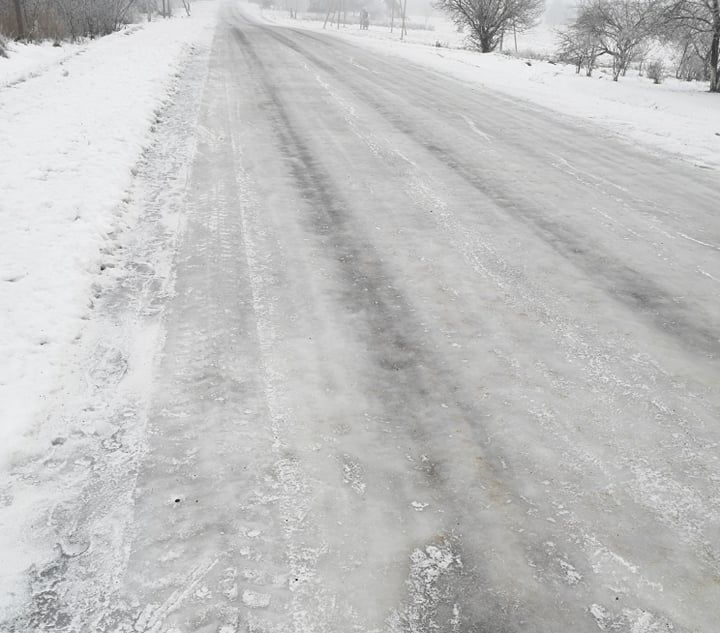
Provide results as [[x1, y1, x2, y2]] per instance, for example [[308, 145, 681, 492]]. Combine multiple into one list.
[[1, 3, 718, 628], [254, 5, 720, 169], [242, 589, 272, 608], [0, 0, 217, 593], [0, 39, 86, 88]]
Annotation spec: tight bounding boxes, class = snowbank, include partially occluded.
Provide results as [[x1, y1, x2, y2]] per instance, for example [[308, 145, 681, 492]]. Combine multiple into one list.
[[257, 5, 720, 169], [0, 3, 218, 474]]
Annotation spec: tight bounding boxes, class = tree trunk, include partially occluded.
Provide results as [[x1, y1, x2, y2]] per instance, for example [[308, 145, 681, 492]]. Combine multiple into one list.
[[586, 51, 595, 77], [12, 0, 26, 40], [710, 0, 720, 91], [710, 31, 719, 91], [676, 40, 690, 80]]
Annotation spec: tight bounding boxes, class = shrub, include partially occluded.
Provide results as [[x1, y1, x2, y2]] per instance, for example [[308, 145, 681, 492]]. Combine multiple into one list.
[[0, 0, 146, 42], [501, 47, 549, 62], [646, 59, 665, 84]]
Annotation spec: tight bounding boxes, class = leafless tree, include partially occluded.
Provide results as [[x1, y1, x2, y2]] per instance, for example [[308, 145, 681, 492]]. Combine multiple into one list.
[[385, 0, 400, 31], [555, 22, 599, 75], [670, 0, 720, 90], [434, 0, 545, 52], [11, 0, 24, 38], [574, 0, 667, 80], [53, 0, 138, 39], [669, 26, 712, 79], [0, 0, 167, 41]]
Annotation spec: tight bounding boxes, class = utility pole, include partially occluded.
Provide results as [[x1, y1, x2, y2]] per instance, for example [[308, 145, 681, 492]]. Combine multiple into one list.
[[390, 0, 394, 33], [400, 0, 407, 40]]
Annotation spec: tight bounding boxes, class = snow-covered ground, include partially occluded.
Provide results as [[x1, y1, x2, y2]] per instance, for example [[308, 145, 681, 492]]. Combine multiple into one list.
[[0, 40, 87, 88], [0, 2, 217, 604], [255, 4, 720, 170], [2, 2, 719, 629]]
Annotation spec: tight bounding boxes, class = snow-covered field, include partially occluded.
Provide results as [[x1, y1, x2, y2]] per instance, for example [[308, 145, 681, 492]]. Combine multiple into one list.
[[256, 4, 720, 170], [0, 2, 217, 598]]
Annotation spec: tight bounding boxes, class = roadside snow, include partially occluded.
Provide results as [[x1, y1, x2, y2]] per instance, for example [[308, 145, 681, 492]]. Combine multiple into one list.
[[0, 4, 217, 475], [0, 40, 86, 88], [255, 5, 720, 169]]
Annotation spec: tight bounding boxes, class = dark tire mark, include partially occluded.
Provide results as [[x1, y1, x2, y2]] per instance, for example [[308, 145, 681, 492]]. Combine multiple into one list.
[[228, 21, 611, 632]]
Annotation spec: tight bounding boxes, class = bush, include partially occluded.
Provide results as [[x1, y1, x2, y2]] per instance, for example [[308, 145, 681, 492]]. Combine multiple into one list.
[[501, 47, 549, 62], [0, 0, 146, 42], [0, 31, 8, 57], [646, 59, 665, 84]]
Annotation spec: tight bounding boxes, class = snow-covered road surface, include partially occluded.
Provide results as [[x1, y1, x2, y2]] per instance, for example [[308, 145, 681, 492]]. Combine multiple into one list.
[[5, 3, 720, 631]]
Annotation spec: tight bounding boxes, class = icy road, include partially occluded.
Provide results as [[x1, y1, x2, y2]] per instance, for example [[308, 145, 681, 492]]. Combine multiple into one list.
[[8, 5, 720, 633]]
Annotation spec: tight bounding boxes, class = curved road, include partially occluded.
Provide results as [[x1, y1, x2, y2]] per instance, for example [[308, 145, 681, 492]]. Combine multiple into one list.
[[10, 4, 720, 632]]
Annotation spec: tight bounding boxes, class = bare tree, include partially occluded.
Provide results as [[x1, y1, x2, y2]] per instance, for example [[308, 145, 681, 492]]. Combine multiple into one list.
[[160, 0, 172, 18], [555, 22, 599, 75], [385, 0, 399, 31], [671, 26, 712, 79], [434, 0, 545, 52], [53, 0, 139, 39], [671, 0, 720, 90], [12, 0, 25, 38], [1, 0, 145, 40], [575, 0, 667, 80]]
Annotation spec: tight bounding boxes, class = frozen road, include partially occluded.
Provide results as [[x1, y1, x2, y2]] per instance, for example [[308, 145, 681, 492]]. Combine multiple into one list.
[[9, 4, 720, 632]]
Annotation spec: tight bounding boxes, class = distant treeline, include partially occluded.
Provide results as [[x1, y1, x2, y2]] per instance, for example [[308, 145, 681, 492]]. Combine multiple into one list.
[[0, 0, 190, 42]]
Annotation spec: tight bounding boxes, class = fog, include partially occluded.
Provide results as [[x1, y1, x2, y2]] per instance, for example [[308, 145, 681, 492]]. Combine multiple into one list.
[[404, 0, 576, 25]]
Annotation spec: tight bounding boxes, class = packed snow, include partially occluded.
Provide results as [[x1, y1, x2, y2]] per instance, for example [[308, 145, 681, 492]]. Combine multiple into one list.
[[1, 1, 719, 630]]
